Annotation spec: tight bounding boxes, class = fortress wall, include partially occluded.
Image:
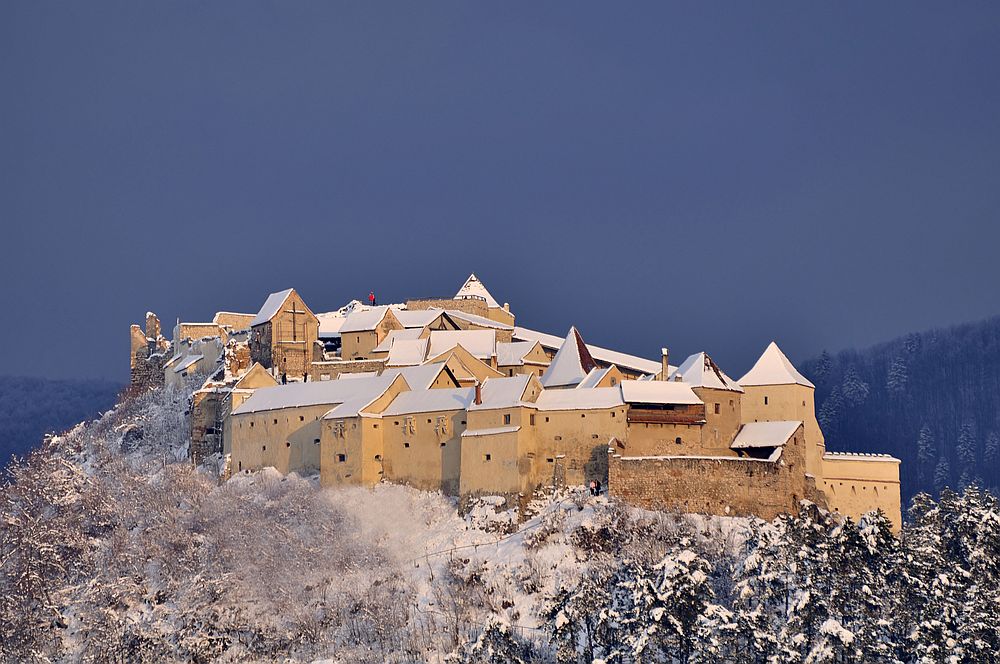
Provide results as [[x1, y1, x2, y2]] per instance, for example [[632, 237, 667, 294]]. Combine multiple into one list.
[[819, 455, 902, 531], [608, 453, 802, 520]]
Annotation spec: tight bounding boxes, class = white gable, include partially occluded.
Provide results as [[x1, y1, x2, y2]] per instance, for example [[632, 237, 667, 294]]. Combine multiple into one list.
[[540, 327, 597, 388], [250, 289, 294, 327], [670, 352, 743, 392], [455, 273, 500, 308]]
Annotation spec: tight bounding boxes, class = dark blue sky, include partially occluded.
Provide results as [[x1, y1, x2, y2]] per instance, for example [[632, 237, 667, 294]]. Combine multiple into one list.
[[2, 2, 999, 381]]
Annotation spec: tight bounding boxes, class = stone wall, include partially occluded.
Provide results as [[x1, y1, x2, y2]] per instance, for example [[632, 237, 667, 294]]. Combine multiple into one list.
[[608, 453, 803, 520], [406, 298, 489, 317], [309, 359, 386, 381]]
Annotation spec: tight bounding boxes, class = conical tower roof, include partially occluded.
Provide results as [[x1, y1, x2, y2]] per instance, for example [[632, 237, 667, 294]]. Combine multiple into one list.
[[671, 352, 743, 392], [738, 342, 814, 388], [540, 326, 598, 388], [455, 273, 499, 308]]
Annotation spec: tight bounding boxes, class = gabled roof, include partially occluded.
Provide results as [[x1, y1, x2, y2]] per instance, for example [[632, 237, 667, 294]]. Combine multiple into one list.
[[233, 362, 278, 390], [232, 374, 395, 415], [670, 352, 743, 392], [540, 327, 598, 388], [340, 306, 394, 334], [513, 326, 665, 375], [577, 366, 613, 390], [381, 363, 459, 390], [469, 374, 533, 410], [250, 289, 294, 327], [455, 273, 500, 308], [394, 309, 447, 329], [738, 342, 815, 388], [317, 312, 348, 339], [442, 309, 513, 331], [535, 387, 624, 411], [372, 328, 423, 353], [382, 387, 476, 416], [385, 338, 430, 366], [496, 341, 542, 367], [323, 374, 410, 419], [619, 380, 703, 405], [731, 421, 802, 449], [427, 330, 496, 360]]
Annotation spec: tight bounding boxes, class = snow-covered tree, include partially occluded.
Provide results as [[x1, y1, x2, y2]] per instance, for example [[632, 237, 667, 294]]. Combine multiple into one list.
[[886, 355, 908, 394], [956, 421, 978, 470], [840, 366, 870, 406], [933, 455, 951, 494], [459, 616, 531, 664]]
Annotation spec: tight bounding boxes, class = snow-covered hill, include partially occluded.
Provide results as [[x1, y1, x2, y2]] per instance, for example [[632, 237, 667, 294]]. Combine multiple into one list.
[[1, 384, 997, 662]]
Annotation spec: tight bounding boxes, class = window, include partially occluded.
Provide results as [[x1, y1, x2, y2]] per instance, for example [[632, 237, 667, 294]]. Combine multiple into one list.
[[611, 411, 615, 418], [299, 415, 304, 422], [440, 442, 446, 447], [503, 413, 511, 425], [484, 453, 492, 461], [337, 454, 346, 463], [546, 457, 554, 463], [427, 419, 432, 424], [404, 442, 410, 448], [250, 421, 254, 428], [581, 414, 586, 418], [554, 435, 562, 441], [273, 418, 278, 425], [610, 377, 617, 386], [674, 437, 682, 445], [529, 414, 535, 425], [714, 403, 720, 415], [545, 417, 550, 422], [313, 438, 320, 444], [764, 396, 769, 405], [286, 442, 291, 448], [262, 445, 267, 451], [375, 454, 382, 461]]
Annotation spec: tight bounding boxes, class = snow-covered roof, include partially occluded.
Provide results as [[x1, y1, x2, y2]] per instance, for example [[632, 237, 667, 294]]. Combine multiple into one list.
[[381, 363, 453, 390], [577, 366, 613, 390], [382, 387, 476, 416], [534, 387, 624, 411], [386, 338, 430, 366], [427, 330, 496, 360], [324, 394, 382, 419], [173, 354, 203, 373], [441, 309, 513, 331], [619, 380, 703, 405], [739, 342, 814, 388], [731, 421, 802, 449], [461, 426, 521, 438], [513, 326, 664, 375], [496, 341, 540, 367], [669, 352, 743, 392], [250, 289, 294, 327], [316, 312, 348, 338], [469, 374, 532, 410], [233, 374, 394, 415], [455, 273, 500, 308], [540, 327, 598, 388], [339, 306, 392, 334], [394, 309, 444, 329], [372, 328, 423, 353], [337, 371, 378, 379]]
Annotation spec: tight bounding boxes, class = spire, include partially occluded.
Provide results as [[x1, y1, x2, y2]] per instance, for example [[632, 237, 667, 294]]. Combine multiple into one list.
[[455, 273, 499, 308], [540, 326, 598, 388], [738, 342, 814, 388]]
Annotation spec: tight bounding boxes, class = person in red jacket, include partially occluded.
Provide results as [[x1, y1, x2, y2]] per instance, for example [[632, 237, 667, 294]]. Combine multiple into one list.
[[369, 291, 376, 306]]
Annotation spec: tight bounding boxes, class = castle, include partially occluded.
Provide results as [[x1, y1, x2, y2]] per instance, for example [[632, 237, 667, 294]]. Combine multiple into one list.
[[132, 274, 902, 529]]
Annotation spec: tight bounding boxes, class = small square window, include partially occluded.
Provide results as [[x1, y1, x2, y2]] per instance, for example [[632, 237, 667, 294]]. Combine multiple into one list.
[[503, 414, 511, 425], [262, 445, 267, 451], [546, 457, 554, 463], [314, 438, 320, 444], [484, 453, 492, 461], [337, 454, 346, 462], [440, 442, 446, 447], [285, 442, 290, 448], [273, 419, 278, 424], [300, 415, 304, 422], [404, 442, 410, 448]]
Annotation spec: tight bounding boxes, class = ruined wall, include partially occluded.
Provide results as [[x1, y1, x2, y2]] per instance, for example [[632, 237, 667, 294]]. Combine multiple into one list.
[[129, 313, 169, 393], [406, 298, 489, 317], [309, 359, 386, 381]]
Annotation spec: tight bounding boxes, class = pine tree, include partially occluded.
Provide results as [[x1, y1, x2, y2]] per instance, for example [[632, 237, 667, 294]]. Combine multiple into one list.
[[957, 421, 978, 470], [917, 425, 936, 467], [934, 455, 951, 494], [841, 366, 870, 406], [984, 431, 999, 466], [886, 356, 908, 394], [814, 350, 833, 384], [817, 387, 843, 434], [461, 617, 530, 664]]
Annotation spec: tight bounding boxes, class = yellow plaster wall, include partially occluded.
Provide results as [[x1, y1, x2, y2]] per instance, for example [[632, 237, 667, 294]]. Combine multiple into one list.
[[819, 456, 902, 531]]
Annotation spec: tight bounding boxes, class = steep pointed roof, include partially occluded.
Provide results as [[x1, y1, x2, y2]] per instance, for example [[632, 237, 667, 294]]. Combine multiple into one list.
[[540, 326, 598, 388], [250, 288, 294, 327], [739, 342, 814, 388], [455, 273, 500, 308], [670, 352, 743, 392]]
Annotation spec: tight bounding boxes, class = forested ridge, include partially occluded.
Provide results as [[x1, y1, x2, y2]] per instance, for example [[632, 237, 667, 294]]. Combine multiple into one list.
[[801, 315, 1000, 501], [0, 375, 121, 467]]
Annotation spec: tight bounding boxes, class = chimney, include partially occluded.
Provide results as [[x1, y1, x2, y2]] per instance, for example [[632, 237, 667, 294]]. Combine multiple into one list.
[[503, 302, 510, 312], [660, 348, 669, 381], [474, 381, 482, 405]]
